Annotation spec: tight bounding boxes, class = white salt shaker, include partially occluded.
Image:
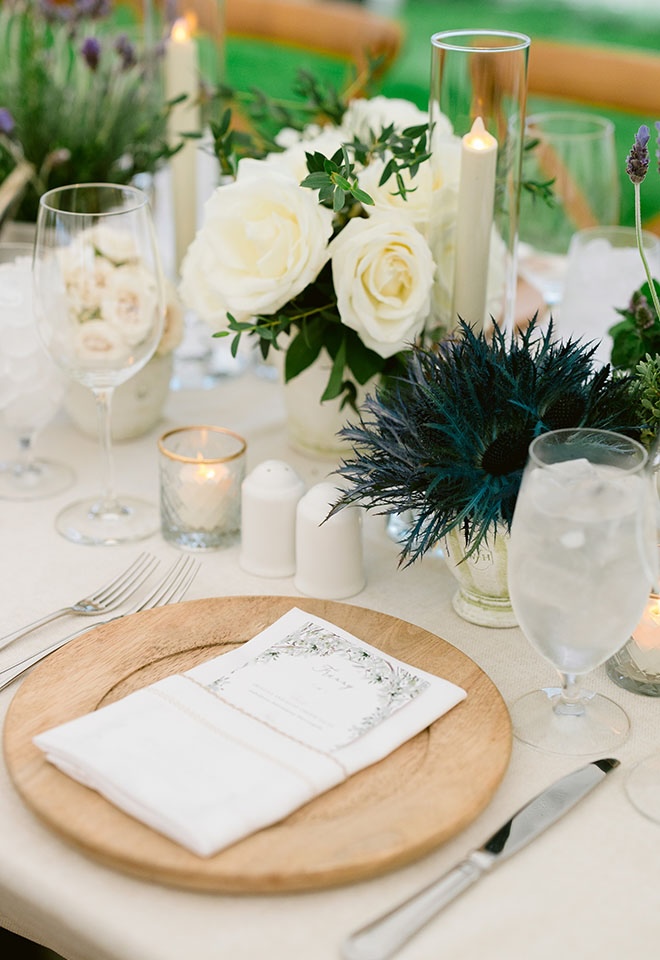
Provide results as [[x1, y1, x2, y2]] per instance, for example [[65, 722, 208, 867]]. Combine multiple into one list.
[[294, 481, 366, 599], [240, 460, 305, 577]]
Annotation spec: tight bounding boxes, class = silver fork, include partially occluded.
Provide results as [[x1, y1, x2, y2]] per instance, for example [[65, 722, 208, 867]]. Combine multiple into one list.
[[0, 552, 159, 651], [0, 555, 200, 692]]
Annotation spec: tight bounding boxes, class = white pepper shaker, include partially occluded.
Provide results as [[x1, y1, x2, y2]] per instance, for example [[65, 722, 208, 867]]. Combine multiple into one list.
[[294, 481, 366, 599], [240, 460, 305, 577]]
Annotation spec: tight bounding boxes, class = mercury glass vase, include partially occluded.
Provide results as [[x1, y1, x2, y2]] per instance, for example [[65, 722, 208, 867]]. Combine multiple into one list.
[[442, 526, 518, 628]]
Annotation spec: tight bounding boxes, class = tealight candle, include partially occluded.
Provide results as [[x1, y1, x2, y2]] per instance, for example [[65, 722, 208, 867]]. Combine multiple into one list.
[[629, 595, 660, 675], [158, 426, 246, 550], [294, 482, 366, 600], [240, 460, 306, 578], [452, 116, 498, 332]]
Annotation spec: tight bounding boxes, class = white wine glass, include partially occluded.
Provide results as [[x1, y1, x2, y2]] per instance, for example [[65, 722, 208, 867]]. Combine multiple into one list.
[[517, 112, 619, 313], [33, 183, 165, 545], [0, 242, 74, 500], [507, 427, 657, 756]]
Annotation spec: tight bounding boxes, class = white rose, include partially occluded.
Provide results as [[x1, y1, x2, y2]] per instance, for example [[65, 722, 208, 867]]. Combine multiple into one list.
[[63, 256, 115, 317], [179, 163, 334, 326], [156, 277, 185, 356], [341, 96, 431, 142], [100, 264, 161, 346], [265, 127, 345, 183], [84, 225, 140, 264], [330, 215, 435, 358], [358, 135, 461, 235], [72, 320, 128, 364]]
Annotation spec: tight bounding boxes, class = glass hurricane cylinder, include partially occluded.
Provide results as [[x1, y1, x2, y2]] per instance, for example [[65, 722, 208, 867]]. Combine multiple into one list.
[[429, 30, 530, 334]]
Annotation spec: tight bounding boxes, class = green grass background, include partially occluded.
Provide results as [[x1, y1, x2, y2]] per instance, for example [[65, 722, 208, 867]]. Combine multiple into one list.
[[225, 0, 660, 227]]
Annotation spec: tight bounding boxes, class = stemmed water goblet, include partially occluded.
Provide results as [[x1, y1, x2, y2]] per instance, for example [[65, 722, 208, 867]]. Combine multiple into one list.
[[33, 183, 165, 545], [507, 427, 657, 756], [0, 242, 74, 500], [517, 112, 619, 315]]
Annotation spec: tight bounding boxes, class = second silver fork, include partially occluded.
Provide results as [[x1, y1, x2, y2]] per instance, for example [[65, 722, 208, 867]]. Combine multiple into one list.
[[0, 555, 200, 692], [0, 552, 159, 651]]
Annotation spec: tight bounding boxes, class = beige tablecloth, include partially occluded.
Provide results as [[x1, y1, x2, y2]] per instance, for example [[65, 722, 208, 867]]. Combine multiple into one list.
[[0, 369, 658, 960]]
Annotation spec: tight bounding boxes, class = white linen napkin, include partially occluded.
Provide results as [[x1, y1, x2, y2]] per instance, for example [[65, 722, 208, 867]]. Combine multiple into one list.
[[34, 608, 466, 857]]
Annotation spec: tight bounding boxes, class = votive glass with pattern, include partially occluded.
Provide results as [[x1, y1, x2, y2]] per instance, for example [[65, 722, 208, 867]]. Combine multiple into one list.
[[158, 425, 246, 550]]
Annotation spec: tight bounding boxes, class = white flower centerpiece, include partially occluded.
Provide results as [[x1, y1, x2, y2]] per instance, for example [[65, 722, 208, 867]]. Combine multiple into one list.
[[179, 80, 505, 455], [60, 225, 184, 439]]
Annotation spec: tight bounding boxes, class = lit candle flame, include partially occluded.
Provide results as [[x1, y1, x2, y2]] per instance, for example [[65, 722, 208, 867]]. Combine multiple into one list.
[[170, 15, 196, 43], [464, 117, 498, 152]]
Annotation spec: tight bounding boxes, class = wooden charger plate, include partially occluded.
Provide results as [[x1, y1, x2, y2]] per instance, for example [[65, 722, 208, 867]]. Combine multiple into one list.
[[4, 596, 512, 892]]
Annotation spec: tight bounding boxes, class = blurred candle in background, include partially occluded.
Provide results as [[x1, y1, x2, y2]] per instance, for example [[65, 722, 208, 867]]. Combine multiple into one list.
[[164, 14, 201, 274], [452, 116, 498, 332]]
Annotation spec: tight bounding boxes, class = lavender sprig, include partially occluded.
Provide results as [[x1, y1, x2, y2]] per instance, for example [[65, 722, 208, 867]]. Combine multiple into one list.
[[627, 124, 660, 322]]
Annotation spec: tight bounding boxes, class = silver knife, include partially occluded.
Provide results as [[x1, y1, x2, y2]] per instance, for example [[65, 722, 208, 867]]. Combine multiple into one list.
[[342, 758, 619, 960]]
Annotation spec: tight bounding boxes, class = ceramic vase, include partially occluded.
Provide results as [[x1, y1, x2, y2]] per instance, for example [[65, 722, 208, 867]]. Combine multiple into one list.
[[279, 349, 374, 460]]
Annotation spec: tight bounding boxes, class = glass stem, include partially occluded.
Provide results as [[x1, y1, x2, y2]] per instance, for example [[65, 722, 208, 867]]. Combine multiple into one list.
[[554, 672, 586, 717], [94, 387, 117, 509], [15, 434, 35, 475]]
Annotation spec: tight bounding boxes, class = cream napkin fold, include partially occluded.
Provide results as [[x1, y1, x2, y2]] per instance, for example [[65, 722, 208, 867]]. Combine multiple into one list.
[[34, 608, 467, 857]]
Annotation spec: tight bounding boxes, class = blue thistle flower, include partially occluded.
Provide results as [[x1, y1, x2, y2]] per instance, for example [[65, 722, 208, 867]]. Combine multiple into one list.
[[333, 320, 642, 564], [80, 36, 101, 71], [0, 108, 15, 136], [626, 125, 650, 184]]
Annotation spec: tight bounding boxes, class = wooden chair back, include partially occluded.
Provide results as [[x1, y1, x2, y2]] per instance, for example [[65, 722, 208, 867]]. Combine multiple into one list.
[[528, 39, 660, 116], [225, 0, 403, 80]]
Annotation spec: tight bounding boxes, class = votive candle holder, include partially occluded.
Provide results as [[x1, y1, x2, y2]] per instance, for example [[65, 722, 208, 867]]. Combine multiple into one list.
[[158, 425, 246, 550]]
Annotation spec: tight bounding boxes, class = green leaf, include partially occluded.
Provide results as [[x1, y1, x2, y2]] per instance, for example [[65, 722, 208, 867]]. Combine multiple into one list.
[[332, 187, 346, 212], [345, 332, 387, 384], [301, 171, 331, 190], [333, 174, 351, 191], [352, 186, 374, 206], [321, 337, 347, 401], [284, 325, 325, 381]]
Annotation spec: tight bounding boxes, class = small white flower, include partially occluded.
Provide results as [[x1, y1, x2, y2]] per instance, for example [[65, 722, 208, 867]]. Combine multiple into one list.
[[330, 215, 435, 358], [358, 137, 461, 237], [156, 277, 185, 356], [265, 127, 345, 183], [340, 96, 432, 142], [72, 320, 128, 364], [100, 264, 161, 346], [84, 224, 140, 264], [179, 163, 334, 326]]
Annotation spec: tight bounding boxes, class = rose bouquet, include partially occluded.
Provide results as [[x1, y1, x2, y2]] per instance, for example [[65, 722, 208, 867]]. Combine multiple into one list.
[[179, 83, 506, 407]]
